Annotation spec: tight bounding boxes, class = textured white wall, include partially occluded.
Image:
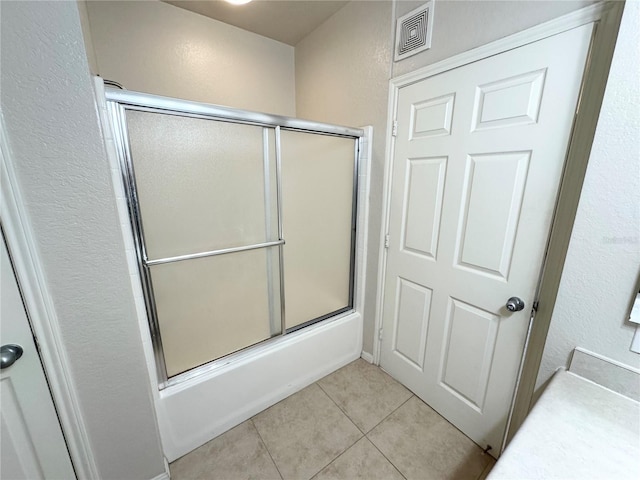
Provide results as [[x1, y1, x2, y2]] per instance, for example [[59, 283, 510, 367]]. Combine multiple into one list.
[[76, 0, 98, 74], [295, 0, 394, 353], [535, 1, 640, 391], [0, 2, 166, 478], [393, 0, 594, 77], [85, 0, 296, 116]]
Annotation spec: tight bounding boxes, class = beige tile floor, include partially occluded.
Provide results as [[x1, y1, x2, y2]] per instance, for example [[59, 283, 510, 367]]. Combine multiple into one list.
[[170, 359, 496, 480]]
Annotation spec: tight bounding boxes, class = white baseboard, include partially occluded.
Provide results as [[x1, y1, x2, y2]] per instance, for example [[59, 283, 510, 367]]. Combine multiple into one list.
[[361, 351, 374, 364]]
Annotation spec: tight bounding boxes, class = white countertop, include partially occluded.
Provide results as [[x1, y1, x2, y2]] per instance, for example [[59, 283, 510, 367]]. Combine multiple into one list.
[[489, 370, 640, 480]]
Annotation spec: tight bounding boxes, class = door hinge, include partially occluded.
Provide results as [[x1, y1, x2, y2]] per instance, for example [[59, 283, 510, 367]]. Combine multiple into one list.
[[392, 120, 398, 137], [384, 234, 390, 248], [378, 328, 384, 341], [529, 301, 539, 320]]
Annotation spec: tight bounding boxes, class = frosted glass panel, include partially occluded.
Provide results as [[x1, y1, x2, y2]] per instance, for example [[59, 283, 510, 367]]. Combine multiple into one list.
[[281, 131, 356, 329], [126, 111, 277, 260], [151, 247, 281, 377]]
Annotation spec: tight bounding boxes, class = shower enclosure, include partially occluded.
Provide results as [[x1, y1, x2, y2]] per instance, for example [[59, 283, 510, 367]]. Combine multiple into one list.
[[105, 89, 363, 388]]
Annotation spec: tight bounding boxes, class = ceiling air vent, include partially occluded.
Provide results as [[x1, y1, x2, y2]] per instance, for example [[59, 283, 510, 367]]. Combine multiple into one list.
[[395, 1, 435, 62]]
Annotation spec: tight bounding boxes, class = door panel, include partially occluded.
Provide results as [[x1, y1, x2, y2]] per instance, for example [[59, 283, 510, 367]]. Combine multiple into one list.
[[381, 24, 593, 454], [440, 298, 499, 411], [1, 236, 75, 479], [471, 69, 546, 131], [410, 93, 455, 138], [401, 156, 447, 259], [456, 151, 530, 279], [392, 278, 432, 370]]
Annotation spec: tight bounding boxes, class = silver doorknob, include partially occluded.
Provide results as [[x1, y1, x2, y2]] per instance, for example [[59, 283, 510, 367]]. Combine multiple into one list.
[[1, 344, 23, 369], [506, 297, 525, 312]]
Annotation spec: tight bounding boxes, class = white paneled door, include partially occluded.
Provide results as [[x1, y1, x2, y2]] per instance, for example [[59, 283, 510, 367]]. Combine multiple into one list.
[[380, 24, 593, 454], [1, 235, 75, 479]]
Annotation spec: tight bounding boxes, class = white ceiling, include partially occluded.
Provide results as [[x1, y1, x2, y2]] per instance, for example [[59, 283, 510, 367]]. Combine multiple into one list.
[[163, 0, 349, 46]]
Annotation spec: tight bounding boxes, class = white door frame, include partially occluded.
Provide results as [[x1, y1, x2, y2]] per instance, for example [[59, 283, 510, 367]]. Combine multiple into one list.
[[374, 0, 624, 446], [0, 120, 99, 478]]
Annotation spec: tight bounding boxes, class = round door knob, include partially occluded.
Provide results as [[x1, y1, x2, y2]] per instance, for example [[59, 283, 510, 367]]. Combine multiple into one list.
[[0, 344, 23, 369], [506, 297, 525, 312]]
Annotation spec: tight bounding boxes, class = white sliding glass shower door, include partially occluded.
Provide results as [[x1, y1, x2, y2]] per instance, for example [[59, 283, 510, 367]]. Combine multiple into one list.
[[127, 112, 279, 257], [149, 249, 281, 377], [107, 89, 362, 386], [126, 111, 281, 378], [281, 131, 356, 329]]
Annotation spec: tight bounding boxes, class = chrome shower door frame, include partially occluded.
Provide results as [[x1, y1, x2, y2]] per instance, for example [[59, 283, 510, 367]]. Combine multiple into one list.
[[105, 89, 363, 389]]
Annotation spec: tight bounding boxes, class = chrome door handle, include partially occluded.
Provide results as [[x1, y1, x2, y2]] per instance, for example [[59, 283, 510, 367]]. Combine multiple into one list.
[[0, 344, 23, 369], [506, 297, 525, 312]]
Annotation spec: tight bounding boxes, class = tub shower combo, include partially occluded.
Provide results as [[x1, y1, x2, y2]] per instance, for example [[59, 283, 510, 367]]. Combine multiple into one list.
[[105, 88, 364, 391]]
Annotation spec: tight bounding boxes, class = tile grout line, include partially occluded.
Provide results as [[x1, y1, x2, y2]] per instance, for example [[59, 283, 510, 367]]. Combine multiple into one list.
[[364, 394, 415, 480], [315, 362, 413, 433], [318, 370, 413, 480], [367, 393, 492, 480], [308, 432, 364, 480], [308, 436, 365, 480], [315, 380, 367, 435], [250, 418, 285, 480], [367, 438, 408, 480], [308, 382, 365, 479], [411, 393, 489, 455], [365, 393, 414, 434]]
